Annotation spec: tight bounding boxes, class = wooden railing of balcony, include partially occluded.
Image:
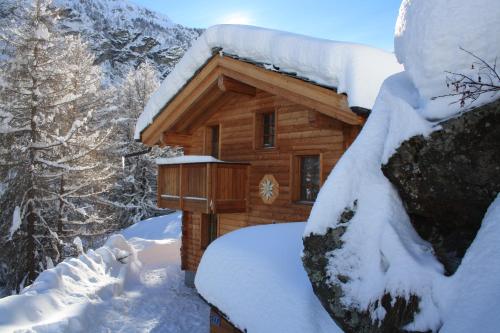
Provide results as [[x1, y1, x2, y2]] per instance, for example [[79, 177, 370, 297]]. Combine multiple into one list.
[[157, 162, 249, 214]]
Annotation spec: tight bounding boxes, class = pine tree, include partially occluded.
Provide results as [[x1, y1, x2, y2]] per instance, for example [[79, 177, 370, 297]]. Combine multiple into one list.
[[113, 62, 175, 225], [0, 0, 118, 291], [46, 35, 119, 256]]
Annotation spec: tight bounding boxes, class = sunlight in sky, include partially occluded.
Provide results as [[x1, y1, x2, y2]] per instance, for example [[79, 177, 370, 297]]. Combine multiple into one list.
[[131, 0, 403, 51], [221, 12, 254, 25]]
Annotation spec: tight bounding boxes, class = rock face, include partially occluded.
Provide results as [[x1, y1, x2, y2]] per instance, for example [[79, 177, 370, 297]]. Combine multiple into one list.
[[302, 100, 499, 332], [0, 0, 202, 82], [382, 99, 500, 274], [302, 203, 422, 333]]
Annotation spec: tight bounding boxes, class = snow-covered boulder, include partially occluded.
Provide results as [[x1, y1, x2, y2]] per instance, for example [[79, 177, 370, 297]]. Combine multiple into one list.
[[382, 99, 500, 274], [302, 0, 500, 331], [394, 0, 500, 119]]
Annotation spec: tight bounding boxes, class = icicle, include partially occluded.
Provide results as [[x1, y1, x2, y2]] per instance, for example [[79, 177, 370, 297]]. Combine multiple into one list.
[[122, 156, 125, 170]]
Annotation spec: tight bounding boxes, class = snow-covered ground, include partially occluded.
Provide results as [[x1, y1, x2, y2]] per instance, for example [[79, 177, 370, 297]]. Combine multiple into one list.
[[0, 212, 209, 333], [196, 222, 342, 333]]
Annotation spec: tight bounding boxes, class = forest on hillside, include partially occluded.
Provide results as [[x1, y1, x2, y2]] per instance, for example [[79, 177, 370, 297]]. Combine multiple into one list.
[[0, 0, 182, 294]]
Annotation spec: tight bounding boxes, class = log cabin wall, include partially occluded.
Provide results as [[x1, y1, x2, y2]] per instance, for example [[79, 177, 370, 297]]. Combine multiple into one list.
[[178, 89, 360, 272]]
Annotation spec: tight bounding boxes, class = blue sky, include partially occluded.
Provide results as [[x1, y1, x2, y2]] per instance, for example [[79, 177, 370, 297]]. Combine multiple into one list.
[[135, 0, 402, 51]]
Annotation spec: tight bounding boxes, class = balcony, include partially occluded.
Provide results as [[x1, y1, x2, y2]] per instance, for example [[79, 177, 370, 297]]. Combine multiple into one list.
[[157, 156, 249, 214]]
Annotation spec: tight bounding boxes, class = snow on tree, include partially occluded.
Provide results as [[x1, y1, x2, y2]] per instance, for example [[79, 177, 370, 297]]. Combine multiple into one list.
[[0, 0, 118, 292], [111, 62, 177, 225]]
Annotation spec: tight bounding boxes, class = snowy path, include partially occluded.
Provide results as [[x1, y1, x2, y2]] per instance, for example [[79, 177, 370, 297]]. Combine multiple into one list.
[[79, 257, 208, 333], [0, 213, 209, 333]]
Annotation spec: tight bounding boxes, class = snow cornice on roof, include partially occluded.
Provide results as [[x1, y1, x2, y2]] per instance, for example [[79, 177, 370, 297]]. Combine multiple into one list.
[[135, 25, 403, 141]]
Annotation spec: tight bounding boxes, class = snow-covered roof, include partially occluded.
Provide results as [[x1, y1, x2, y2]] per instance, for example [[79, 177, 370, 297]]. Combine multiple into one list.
[[156, 155, 249, 165], [194, 222, 342, 332], [135, 25, 403, 139], [156, 155, 222, 165]]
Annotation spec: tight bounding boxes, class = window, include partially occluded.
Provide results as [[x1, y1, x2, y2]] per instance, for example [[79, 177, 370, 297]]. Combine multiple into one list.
[[201, 214, 218, 249], [209, 125, 220, 158], [293, 154, 321, 203], [255, 110, 276, 149], [300, 156, 320, 202], [262, 112, 275, 148]]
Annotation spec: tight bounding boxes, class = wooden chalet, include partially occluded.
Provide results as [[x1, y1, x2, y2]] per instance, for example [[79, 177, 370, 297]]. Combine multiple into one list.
[[138, 53, 364, 280], [137, 50, 365, 331]]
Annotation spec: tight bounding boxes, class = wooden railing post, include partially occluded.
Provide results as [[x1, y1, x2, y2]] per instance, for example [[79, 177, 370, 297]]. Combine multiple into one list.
[[179, 164, 184, 210], [207, 163, 213, 213], [157, 165, 163, 208]]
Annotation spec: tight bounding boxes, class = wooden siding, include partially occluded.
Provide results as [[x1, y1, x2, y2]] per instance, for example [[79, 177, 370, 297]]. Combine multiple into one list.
[[181, 211, 203, 272], [190, 90, 358, 220], [176, 89, 360, 272], [158, 163, 249, 214], [210, 307, 243, 333]]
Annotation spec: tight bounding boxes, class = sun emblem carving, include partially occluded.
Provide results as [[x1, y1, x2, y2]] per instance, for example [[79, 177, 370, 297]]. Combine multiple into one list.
[[259, 174, 279, 204]]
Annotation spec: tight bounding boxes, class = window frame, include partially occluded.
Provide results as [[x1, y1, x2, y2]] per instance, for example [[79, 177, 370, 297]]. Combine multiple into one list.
[[205, 124, 221, 159], [291, 152, 323, 205], [254, 108, 278, 150]]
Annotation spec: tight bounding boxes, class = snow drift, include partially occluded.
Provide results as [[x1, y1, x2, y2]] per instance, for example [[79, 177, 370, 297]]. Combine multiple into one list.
[[0, 234, 141, 332], [0, 213, 195, 332], [195, 223, 342, 333], [135, 24, 403, 139], [395, 0, 500, 119], [303, 0, 500, 331]]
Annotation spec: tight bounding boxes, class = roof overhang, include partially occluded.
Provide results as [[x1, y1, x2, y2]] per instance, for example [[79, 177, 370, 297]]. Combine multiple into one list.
[[139, 54, 364, 146]]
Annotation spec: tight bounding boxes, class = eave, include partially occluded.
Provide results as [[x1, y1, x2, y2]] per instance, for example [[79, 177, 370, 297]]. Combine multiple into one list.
[[139, 54, 364, 146]]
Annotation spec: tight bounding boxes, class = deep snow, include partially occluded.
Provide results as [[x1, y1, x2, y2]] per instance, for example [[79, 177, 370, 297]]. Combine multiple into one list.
[[395, 0, 500, 119], [304, 0, 500, 331], [135, 24, 403, 139], [0, 212, 209, 333], [195, 222, 343, 333]]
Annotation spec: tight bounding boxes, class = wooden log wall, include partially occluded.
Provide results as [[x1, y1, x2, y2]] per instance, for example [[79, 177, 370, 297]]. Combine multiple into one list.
[[180, 89, 360, 272]]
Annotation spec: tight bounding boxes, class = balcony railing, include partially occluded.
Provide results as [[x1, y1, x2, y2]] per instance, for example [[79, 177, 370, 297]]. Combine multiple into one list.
[[157, 159, 249, 214]]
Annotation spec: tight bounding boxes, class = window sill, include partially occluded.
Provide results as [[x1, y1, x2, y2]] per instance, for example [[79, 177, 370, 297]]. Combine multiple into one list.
[[293, 200, 315, 206], [254, 146, 278, 152]]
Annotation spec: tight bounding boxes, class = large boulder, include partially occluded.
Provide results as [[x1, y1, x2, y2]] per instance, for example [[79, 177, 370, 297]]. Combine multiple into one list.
[[382, 99, 500, 274], [302, 99, 500, 333], [302, 204, 422, 333]]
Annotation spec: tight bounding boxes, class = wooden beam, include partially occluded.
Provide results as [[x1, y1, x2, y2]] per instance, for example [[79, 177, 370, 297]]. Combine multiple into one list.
[[162, 133, 192, 148], [217, 75, 256, 96], [218, 57, 362, 125], [171, 84, 225, 133], [139, 55, 363, 145], [183, 93, 239, 134], [140, 56, 221, 145]]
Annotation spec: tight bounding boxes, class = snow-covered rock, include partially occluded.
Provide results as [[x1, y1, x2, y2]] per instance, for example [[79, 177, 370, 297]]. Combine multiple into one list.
[[438, 195, 500, 333], [394, 0, 500, 119], [195, 223, 342, 333], [135, 25, 403, 139], [382, 99, 500, 274], [302, 0, 500, 331]]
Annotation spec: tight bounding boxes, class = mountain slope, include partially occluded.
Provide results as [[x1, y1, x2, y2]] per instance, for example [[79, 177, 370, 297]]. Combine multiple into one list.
[[0, 0, 203, 81]]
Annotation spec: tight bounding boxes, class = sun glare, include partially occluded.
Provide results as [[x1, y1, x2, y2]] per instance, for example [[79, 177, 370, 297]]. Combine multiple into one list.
[[221, 12, 253, 25]]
